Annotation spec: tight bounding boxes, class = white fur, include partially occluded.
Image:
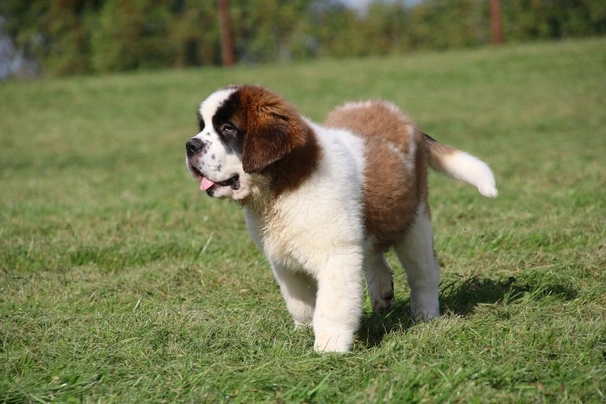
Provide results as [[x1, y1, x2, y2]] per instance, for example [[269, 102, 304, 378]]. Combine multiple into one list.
[[188, 88, 255, 200], [362, 204, 441, 320], [339, 100, 376, 111], [200, 87, 237, 120], [393, 204, 440, 320], [363, 251, 394, 313], [245, 124, 367, 352], [442, 151, 498, 197]]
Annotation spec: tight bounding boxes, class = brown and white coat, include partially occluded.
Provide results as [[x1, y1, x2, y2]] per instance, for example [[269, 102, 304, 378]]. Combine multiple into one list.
[[185, 85, 497, 353]]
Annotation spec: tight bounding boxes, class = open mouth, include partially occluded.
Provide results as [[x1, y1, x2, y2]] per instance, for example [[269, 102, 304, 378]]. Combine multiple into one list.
[[213, 175, 240, 190], [189, 164, 240, 191]]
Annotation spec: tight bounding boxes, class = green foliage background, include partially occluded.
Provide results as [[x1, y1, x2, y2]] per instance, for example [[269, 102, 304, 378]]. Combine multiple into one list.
[[1, 0, 605, 76], [1, 38, 605, 402]]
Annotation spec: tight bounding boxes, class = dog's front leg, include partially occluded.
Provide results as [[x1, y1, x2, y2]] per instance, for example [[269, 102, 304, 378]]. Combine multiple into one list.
[[312, 251, 364, 353], [271, 262, 317, 328]]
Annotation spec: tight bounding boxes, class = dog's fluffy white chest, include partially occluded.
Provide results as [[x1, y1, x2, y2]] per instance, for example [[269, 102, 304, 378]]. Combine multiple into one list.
[[245, 126, 366, 275]]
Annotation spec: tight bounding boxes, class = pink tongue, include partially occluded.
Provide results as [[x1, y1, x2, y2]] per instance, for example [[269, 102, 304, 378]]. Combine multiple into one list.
[[200, 177, 216, 191]]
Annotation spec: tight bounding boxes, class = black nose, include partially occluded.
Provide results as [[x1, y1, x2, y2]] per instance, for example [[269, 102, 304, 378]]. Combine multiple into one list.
[[186, 138, 204, 156]]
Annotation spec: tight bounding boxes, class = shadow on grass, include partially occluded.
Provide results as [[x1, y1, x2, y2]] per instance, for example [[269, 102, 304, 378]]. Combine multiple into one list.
[[359, 275, 578, 348], [440, 275, 578, 316]]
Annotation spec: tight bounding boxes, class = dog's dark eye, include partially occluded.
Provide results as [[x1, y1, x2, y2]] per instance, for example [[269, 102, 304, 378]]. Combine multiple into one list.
[[221, 124, 237, 137]]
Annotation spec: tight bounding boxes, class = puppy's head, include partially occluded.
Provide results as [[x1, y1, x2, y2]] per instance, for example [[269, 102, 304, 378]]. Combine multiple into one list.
[[185, 85, 309, 200]]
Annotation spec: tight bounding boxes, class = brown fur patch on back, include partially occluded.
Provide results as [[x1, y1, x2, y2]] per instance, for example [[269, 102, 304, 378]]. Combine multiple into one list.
[[236, 85, 321, 197], [325, 101, 429, 251]]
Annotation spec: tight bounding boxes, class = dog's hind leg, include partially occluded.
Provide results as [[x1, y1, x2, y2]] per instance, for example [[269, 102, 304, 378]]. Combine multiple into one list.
[[393, 204, 440, 321], [363, 252, 394, 313]]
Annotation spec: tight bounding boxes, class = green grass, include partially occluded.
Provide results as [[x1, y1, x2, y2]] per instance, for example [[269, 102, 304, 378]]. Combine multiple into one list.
[[1, 38, 605, 402]]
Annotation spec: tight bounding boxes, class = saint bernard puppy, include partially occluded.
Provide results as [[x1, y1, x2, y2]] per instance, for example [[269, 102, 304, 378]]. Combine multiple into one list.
[[185, 84, 497, 353]]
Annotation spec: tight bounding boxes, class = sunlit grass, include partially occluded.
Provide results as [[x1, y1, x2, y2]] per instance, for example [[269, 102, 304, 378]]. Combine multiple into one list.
[[1, 38, 605, 402]]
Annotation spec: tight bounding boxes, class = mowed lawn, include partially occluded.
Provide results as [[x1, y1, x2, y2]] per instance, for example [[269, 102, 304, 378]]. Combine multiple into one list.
[[1, 38, 605, 402]]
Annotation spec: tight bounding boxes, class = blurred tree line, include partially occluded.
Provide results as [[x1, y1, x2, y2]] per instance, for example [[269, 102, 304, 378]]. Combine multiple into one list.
[[1, 0, 604, 77]]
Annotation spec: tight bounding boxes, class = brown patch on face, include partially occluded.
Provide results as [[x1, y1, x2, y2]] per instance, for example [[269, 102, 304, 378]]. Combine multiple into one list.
[[237, 86, 308, 173], [324, 101, 429, 251], [266, 125, 321, 196], [234, 85, 322, 197]]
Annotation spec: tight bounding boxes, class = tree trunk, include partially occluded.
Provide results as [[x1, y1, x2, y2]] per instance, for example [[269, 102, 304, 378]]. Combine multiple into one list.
[[218, 0, 234, 66], [490, 0, 504, 45]]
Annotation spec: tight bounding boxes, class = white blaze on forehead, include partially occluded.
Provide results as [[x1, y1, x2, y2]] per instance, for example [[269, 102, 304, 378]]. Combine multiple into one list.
[[189, 86, 246, 193], [198, 87, 239, 128]]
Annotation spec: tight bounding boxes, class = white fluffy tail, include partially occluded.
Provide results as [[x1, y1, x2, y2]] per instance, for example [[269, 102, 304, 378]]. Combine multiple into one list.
[[424, 133, 498, 198], [439, 151, 498, 197]]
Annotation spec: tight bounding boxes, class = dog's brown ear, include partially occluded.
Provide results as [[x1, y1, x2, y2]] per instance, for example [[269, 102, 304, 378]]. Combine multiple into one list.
[[240, 86, 308, 173]]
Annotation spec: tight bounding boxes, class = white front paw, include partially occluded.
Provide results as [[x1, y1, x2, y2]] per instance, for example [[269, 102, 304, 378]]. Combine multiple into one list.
[[313, 331, 353, 353]]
